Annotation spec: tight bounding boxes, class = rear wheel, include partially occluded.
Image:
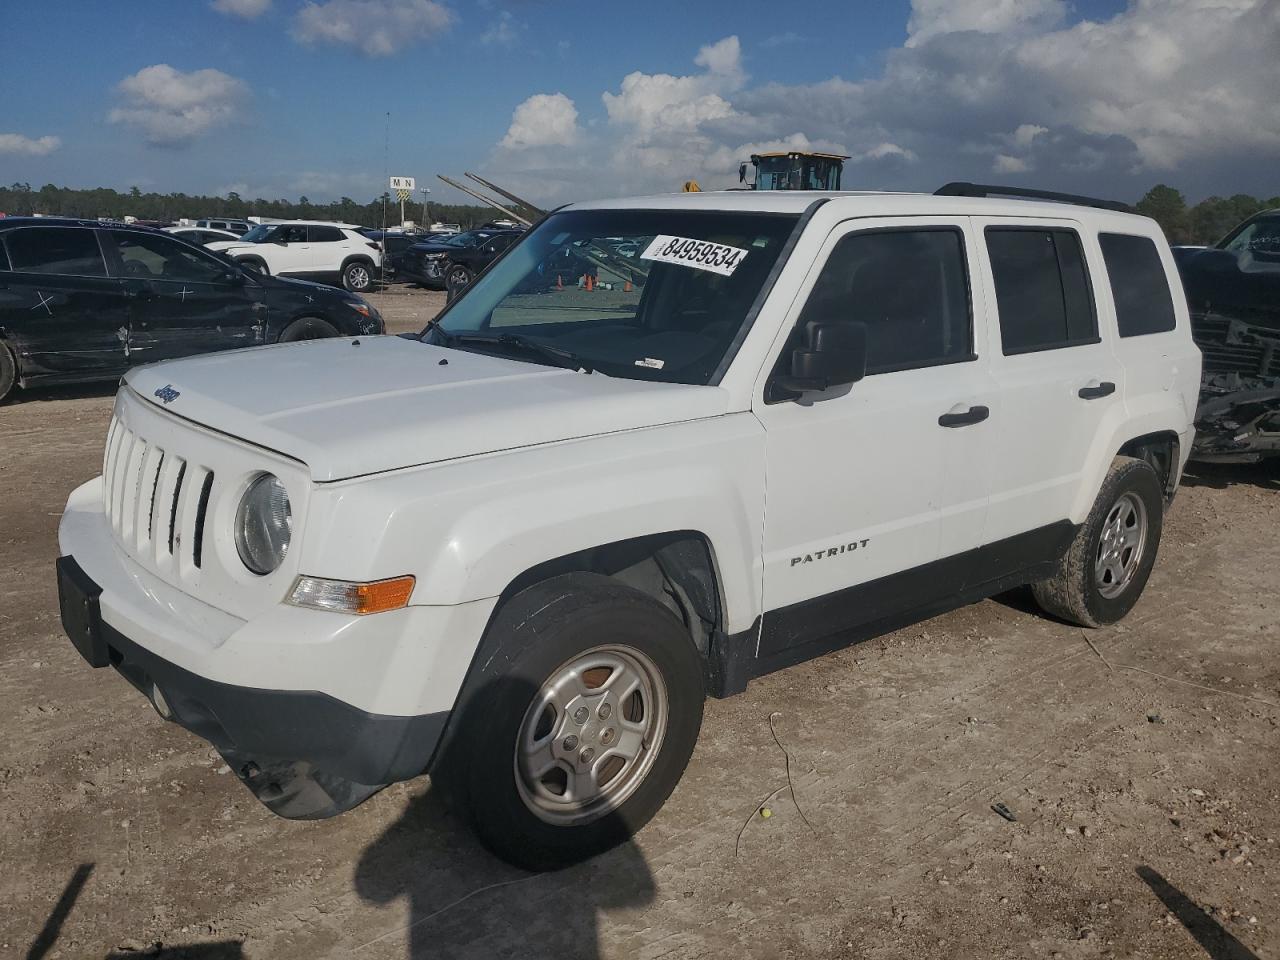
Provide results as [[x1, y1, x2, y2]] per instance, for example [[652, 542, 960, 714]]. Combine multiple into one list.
[[439, 573, 704, 871], [1032, 456, 1164, 627], [278, 317, 340, 342], [445, 264, 473, 302], [0, 339, 17, 403], [342, 260, 374, 293]]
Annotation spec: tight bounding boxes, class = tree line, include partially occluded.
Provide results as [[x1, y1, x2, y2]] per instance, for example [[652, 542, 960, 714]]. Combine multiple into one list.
[[1, 180, 1275, 244], [0, 182, 500, 230], [1135, 185, 1279, 246]]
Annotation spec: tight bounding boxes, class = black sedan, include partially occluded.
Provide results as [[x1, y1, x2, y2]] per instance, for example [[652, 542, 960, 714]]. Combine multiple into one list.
[[0, 218, 383, 402]]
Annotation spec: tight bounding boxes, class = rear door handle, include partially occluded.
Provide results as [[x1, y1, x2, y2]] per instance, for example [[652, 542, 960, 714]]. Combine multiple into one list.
[[938, 404, 990, 428], [1078, 381, 1116, 400]]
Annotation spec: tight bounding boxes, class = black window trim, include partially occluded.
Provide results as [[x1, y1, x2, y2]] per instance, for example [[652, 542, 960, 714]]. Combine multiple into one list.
[[0, 225, 112, 280], [984, 224, 1101, 357], [767, 222, 978, 399], [1098, 230, 1179, 338]]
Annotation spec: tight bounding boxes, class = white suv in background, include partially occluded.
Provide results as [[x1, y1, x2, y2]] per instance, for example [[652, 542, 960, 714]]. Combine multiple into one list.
[[58, 184, 1200, 871], [208, 221, 382, 292]]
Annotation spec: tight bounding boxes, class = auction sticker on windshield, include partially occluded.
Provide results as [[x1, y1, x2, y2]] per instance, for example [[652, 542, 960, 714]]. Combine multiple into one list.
[[640, 235, 749, 277]]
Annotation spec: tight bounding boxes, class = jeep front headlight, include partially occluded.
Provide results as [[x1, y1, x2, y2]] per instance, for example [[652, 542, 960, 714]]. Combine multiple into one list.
[[235, 473, 291, 575]]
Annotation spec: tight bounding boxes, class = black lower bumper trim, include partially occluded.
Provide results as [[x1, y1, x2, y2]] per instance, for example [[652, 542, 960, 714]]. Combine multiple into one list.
[[57, 556, 447, 818]]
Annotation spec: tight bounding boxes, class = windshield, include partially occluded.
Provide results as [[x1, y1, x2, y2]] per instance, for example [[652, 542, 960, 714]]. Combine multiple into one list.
[[1219, 215, 1280, 256], [239, 224, 276, 243], [446, 230, 495, 247], [425, 208, 799, 385]]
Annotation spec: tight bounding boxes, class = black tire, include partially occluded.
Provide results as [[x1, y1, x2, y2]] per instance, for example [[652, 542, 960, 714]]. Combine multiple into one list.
[[1032, 456, 1165, 627], [445, 264, 473, 302], [278, 317, 340, 342], [238, 257, 269, 275], [342, 260, 374, 293], [0, 339, 17, 403], [438, 573, 704, 871]]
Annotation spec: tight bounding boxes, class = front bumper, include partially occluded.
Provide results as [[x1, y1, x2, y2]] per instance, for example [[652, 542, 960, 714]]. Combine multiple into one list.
[[57, 554, 447, 818], [56, 477, 498, 819]]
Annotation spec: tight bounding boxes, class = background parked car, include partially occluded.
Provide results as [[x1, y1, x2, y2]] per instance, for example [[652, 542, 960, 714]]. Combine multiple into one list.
[[207, 220, 382, 292], [165, 226, 241, 246], [1174, 208, 1280, 461], [442, 229, 524, 299], [195, 217, 250, 235], [389, 229, 500, 289], [0, 217, 383, 402]]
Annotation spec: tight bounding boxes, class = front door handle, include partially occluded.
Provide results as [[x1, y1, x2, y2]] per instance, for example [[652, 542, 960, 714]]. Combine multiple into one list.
[[1078, 381, 1116, 400], [938, 404, 990, 428]]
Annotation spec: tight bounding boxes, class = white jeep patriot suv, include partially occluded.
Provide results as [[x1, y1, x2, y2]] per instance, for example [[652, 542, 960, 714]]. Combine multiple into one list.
[[57, 184, 1201, 870]]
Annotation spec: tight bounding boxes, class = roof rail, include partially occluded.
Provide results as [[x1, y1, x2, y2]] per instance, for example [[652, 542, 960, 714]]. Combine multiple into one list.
[[935, 181, 1131, 213]]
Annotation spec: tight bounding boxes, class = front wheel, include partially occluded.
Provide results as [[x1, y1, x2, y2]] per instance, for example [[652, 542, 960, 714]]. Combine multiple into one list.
[[445, 264, 473, 302], [440, 573, 704, 871], [1032, 456, 1165, 627], [342, 260, 374, 293], [0, 339, 17, 403], [278, 317, 339, 342]]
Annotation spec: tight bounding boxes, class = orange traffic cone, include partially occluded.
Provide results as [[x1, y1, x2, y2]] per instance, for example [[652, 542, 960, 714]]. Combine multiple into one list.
[[556, 273, 563, 290], [623, 278, 632, 293], [586, 274, 594, 292]]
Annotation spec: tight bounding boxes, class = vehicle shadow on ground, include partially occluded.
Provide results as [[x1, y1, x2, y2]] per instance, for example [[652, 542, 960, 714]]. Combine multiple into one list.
[[22, 862, 246, 959], [1136, 865, 1260, 960], [353, 786, 654, 959], [4, 380, 118, 406], [1181, 460, 1279, 491], [352, 673, 657, 959]]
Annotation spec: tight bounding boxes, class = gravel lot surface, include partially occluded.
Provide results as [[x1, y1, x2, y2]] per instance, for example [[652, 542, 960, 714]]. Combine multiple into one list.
[[2, 287, 1278, 959]]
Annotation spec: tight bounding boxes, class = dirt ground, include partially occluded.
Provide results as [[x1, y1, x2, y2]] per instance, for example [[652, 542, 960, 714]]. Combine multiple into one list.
[[2, 286, 1279, 959]]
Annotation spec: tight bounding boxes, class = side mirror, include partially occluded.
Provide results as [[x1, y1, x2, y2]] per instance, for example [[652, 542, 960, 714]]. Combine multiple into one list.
[[220, 269, 245, 286], [739, 162, 747, 184], [772, 321, 867, 398]]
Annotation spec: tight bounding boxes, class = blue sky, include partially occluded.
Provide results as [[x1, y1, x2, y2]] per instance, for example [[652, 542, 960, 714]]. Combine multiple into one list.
[[2, 0, 1277, 208]]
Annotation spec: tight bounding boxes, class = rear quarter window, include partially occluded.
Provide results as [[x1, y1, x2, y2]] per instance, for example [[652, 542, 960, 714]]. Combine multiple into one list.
[[1099, 233, 1177, 337]]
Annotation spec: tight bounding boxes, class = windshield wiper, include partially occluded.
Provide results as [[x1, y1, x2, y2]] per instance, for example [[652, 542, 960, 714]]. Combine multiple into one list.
[[434, 329, 594, 374]]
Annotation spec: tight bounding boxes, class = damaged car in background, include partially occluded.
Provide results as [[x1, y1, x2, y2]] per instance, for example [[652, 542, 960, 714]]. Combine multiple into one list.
[[0, 218, 383, 403], [1176, 208, 1280, 462]]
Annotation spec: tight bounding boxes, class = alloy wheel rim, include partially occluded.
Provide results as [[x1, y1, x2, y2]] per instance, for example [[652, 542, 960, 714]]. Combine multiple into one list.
[[350, 266, 369, 288], [1094, 491, 1148, 599], [514, 645, 668, 826], [450, 268, 469, 287]]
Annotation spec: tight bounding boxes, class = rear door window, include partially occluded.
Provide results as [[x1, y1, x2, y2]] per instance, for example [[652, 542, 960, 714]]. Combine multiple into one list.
[[1099, 233, 1177, 336], [6, 227, 107, 276], [986, 227, 1097, 354]]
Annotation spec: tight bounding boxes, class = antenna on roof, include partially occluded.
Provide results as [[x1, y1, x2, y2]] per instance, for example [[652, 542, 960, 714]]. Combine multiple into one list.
[[935, 181, 1130, 213]]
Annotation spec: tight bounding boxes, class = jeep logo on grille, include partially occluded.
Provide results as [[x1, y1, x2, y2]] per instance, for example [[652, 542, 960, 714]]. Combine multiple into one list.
[[153, 384, 180, 405]]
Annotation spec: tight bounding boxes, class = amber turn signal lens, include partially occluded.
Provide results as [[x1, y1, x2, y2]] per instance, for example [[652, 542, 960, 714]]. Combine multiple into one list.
[[287, 575, 415, 615]]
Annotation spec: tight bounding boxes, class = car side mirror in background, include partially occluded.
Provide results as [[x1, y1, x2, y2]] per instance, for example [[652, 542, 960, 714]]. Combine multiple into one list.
[[771, 321, 867, 399]]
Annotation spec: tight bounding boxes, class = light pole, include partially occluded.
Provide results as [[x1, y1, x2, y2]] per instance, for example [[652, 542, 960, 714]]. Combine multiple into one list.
[[419, 187, 431, 230]]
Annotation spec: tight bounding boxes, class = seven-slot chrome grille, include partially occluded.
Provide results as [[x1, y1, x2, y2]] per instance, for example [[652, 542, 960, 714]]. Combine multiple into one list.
[[102, 415, 215, 576]]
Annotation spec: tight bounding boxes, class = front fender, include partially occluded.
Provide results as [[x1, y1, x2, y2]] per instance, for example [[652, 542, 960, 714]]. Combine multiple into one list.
[[298, 413, 767, 634]]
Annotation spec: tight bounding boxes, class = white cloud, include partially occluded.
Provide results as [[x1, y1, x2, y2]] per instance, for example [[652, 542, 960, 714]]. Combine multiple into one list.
[[211, 0, 272, 19], [483, 1, 1280, 205], [292, 0, 454, 57], [481, 10, 522, 48], [108, 65, 248, 146], [0, 133, 62, 156], [906, 0, 1066, 47], [501, 93, 580, 149], [993, 154, 1030, 173], [1013, 123, 1048, 148]]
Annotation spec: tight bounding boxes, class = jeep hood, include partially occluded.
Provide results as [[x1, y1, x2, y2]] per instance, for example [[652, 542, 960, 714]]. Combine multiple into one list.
[[125, 336, 730, 481]]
